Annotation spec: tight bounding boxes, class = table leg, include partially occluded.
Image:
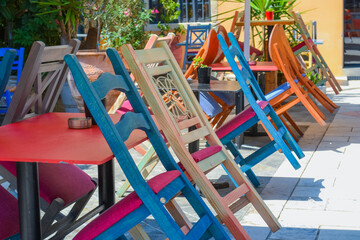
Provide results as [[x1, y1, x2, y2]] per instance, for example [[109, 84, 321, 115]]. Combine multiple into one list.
[[98, 159, 115, 212], [17, 162, 42, 240], [235, 90, 244, 147], [189, 91, 200, 153]]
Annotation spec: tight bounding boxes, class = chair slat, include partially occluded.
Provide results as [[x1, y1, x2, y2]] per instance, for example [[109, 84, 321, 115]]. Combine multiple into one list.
[[182, 127, 210, 144], [135, 48, 169, 64], [223, 183, 250, 206], [198, 151, 227, 173], [41, 45, 74, 62], [177, 117, 201, 130], [147, 65, 172, 77]]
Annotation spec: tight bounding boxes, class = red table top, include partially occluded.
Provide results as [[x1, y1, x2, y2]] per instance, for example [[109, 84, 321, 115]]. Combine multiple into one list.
[[209, 61, 278, 72], [0, 112, 149, 165]]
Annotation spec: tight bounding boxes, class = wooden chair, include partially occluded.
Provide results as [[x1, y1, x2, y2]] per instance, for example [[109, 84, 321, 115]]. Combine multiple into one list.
[[269, 25, 338, 123], [0, 50, 17, 113], [184, 27, 236, 129], [0, 47, 24, 114], [230, 11, 264, 59], [65, 51, 230, 240], [121, 42, 281, 240], [217, 32, 304, 186], [116, 34, 176, 198], [291, 10, 342, 94], [182, 24, 211, 70], [0, 40, 99, 239]]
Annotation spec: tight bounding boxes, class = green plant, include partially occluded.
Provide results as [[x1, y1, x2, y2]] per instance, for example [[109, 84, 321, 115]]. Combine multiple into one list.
[[34, 0, 84, 44], [193, 57, 208, 68], [214, 0, 307, 48], [156, 0, 185, 36], [306, 71, 322, 85], [101, 0, 152, 50], [13, 2, 60, 48]]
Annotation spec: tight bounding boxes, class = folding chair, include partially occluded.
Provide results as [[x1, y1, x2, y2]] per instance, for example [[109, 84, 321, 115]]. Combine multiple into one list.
[[182, 24, 211, 70], [216, 32, 304, 186], [115, 34, 176, 198], [0, 47, 24, 114], [230, 11, 263, 59], [291, 10, 342, 94], [121, 42, 281, 239], [184, 28, 236, 129], [65, 52, 230, 240], [269, 25, 338, 123], [0, 40, 98, 239]]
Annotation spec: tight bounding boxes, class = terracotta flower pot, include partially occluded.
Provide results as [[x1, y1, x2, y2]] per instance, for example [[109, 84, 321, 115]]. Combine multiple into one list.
[[266, 11, 274, 21]]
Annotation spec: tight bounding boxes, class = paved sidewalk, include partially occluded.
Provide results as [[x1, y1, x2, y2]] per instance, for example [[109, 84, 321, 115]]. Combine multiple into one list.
[[243, 81, 360, 240], [68, 81, 360, 239]]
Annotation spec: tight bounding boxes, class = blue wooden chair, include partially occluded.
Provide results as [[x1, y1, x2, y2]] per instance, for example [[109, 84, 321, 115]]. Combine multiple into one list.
[[64, 51, 230, 240], [0, 48, 24, 114], [182, 24, 211, 70], [216, 32, 304, 187]]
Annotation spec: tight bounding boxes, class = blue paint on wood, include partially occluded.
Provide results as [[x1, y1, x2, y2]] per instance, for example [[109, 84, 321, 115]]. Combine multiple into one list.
[[65, 49, 230, 239], [216, 32, 304, 186]]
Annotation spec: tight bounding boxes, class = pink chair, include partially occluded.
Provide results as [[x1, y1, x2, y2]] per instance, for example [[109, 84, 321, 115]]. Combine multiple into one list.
[[0, 186, 19, 239]]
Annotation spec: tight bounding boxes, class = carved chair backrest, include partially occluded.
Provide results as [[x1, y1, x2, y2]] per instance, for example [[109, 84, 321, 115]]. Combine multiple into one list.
[[121, 42, 230, 174], [3, 40, 80, 125]]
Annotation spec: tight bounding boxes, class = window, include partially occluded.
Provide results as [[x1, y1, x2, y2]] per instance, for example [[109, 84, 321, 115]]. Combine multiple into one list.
[[149, 0, 211, 23]]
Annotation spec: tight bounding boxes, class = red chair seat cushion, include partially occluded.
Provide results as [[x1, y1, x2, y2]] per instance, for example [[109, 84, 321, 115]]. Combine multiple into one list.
[[0, 162, 96, 206], [0, 186, 19, 239], [178, 145, 222, 171], [74, 170, 181, 240], [216, 101, 269, 139]]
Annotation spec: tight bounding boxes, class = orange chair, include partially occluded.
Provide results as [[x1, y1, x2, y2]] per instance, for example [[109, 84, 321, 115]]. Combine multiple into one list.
[[268, 25, 338, 134]]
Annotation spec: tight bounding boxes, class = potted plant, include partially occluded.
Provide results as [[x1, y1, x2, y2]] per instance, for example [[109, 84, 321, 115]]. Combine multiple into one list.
[[193, 57, 212, 84], [266, 7, 274, 20]]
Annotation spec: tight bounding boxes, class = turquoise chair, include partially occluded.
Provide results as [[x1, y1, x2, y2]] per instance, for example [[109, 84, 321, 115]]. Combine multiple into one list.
[[0, 49, 17, 114], [64, 50, 230, 240], [0, 48, 24, 114], [215, 32, 304, 187]]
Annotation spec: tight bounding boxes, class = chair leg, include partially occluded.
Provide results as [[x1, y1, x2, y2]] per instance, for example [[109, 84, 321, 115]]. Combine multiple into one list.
[[282, 111, 303, 136], [226, 141, 260, 187], [41, 198, 65, 237]]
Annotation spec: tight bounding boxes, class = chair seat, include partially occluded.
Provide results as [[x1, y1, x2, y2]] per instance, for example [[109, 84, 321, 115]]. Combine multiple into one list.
[[200, 92, 223, 117], [178, 145, 222, 171], [73, 170, 181, 240], [0, 186, 19, 239], [216, 101, 269, 139], [265, 79, 299, 101], [0, 162, 96, 206]]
